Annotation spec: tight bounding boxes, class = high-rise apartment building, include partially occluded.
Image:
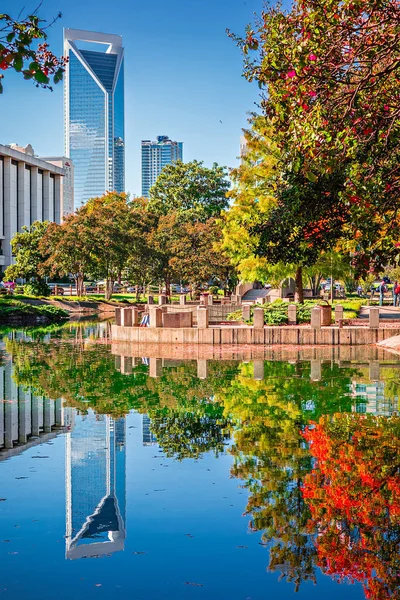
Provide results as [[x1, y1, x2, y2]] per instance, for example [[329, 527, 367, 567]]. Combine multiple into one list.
[[64, 28, 125, 209], [141, 135, 183, 197]]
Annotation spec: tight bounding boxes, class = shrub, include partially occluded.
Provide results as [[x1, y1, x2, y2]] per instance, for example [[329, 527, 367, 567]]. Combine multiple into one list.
[[24, 281, 51, 297]]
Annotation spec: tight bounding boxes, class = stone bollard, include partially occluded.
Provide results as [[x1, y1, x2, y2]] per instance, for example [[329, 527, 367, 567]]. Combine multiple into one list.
[[310, 359, 322, 381], [288, 304, 297, 325], [147, 294, 154, 305], [369, 360, 380, 381], [159, 294, 167, 305], [197, 359, 208, 379], [242, 304, 251, 321], [121, 356, 132, 375], [115, 307, 122, 326], [197, 306, 209, 328], [200, 294, 206, 305], [120, 307, 133, 327], [180, 294, 187, 306], [253, 360, 265, 380], [253, 307, 265, 329], [207, 294, 213, 305], [311, 307, 321, 330], [149, 306, 163, 328], [369, 307, 380, 329], [149, 357, 162, 378], [335, 304, 344, 324]]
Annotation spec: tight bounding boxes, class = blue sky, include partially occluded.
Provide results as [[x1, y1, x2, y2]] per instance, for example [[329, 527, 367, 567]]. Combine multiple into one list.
[[1, 0, 282, 196]]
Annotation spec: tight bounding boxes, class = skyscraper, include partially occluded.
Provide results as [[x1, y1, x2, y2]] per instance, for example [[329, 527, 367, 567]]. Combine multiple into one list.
[[141, 135, 183, 197], [64, 28, 125, 209]]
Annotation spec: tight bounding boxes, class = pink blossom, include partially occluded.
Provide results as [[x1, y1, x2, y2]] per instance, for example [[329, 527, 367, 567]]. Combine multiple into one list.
[[309, 53, 317, 61], [384, 104, 389, 111], [287, 70, 296, 78], [309, 90, 317, 97]]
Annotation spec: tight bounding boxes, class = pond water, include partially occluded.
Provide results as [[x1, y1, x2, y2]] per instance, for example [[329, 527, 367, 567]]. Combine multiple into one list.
[[0, 322, 399, 600]]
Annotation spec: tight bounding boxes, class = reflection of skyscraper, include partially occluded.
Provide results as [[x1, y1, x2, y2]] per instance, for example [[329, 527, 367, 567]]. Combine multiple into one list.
[[142, 414, 157, 446], [65, 410, 126, 559]]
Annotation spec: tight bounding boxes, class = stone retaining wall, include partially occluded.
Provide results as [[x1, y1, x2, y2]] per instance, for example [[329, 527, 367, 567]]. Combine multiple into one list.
[[111, 324, 400, 346]]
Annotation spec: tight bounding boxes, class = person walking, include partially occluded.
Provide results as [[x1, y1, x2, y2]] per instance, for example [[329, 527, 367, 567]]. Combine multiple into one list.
[[394, 281, 400, 307], [357, 284, 363, 297], [379, 279, 387, 306]]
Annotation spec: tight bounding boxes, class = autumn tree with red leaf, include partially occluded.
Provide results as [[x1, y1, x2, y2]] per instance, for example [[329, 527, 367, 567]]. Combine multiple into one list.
[[302, 414, 400, 599], [230, 0, 400, 273], [0, 7, 67, 94]]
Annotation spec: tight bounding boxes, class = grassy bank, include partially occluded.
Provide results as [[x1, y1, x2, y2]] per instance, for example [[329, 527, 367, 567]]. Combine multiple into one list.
[[0, 297, 68, 326]]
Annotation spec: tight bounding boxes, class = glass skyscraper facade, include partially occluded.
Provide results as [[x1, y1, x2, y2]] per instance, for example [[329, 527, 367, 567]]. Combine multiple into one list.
[[141, 135, 183, 197], [64, 29, 125, 209]]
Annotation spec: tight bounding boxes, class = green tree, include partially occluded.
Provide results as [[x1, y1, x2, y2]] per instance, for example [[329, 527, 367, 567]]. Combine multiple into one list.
[[148, 160, 230, 221], [0, 8, 67, 94], [4, 220, 51, 295]]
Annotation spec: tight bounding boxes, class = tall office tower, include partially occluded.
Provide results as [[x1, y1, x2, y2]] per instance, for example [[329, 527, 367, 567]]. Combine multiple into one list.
[[141, 135, 183, 197], [65, 410, 126, 559], [64, 28, 125, 209]]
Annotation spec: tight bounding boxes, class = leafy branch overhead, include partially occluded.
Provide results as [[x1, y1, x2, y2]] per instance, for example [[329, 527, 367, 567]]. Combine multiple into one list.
[[0, 9, 67, 93]]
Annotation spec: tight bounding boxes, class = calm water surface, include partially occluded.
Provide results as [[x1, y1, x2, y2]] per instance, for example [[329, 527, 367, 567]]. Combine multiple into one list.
[[0, 322, 399, 599]]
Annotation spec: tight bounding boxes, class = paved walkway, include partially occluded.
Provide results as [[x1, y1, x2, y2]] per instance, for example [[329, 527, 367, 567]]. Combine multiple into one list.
[[359, 305, 400, 319]]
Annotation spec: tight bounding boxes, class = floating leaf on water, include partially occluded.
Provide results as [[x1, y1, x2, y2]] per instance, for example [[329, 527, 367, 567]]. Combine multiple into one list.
[[184, 582, 203, 587]]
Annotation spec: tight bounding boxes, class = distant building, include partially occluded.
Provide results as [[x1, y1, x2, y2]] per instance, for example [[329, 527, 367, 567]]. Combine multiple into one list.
[[0, 143, 68, 271], [64, 28, 125, 208], [65, 410, 126, 559], [142, 414, 157, 446], [39, 157, 74, 218], [240, 135, 248, 162], [141, 135, 183, 198]]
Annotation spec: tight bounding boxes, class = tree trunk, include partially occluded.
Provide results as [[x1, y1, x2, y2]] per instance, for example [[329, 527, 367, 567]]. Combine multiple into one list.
[[105, 278, 114, 301], [294, 266, 304, 304], [75, 273, 84, 297]]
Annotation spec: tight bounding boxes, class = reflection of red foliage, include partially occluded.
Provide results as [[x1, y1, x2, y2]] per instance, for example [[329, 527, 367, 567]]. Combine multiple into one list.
[[302, 415, 400, 599]]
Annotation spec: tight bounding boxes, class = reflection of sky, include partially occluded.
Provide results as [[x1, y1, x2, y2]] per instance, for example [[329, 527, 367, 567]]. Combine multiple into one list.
[[0, 409, 365, 600]]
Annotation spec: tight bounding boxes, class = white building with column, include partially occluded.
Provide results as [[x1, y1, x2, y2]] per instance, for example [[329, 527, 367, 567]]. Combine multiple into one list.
[[0, 143, 71, 272]]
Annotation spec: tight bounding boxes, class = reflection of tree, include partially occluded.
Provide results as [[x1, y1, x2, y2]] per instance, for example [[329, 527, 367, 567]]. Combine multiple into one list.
[[217, 361, 358, 591], [303, 414, 400, 600], [5, 335, 235, 458]]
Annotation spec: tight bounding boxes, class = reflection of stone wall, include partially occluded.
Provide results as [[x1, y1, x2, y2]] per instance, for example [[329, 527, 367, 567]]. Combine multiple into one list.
[[0, 361, 68, 460]]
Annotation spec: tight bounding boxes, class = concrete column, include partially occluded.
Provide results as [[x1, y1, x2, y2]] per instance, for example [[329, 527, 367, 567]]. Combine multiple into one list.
[[159, 294, 167, 305], [44, 398, 53, 433], [200, 294, 206, 305], [149, 358, 162, 378], [18, 390, 31, 444], [197, 306, 209, 328], [253, 360, 264, 380], [335, 305, 344, 324], [17, 162, 30, 230], [369, 361, 380, 381], [54, 175, 62, 223], [3, 156, 17, 267], [147, 295, 154, 305], [42, 171, 50, 221], [311, 307, 321, 330], [288, 304, 297, 325], [207, 295, 213, 306], [310, 359, 322, 381], [369, 307, 380, 329], [197, 359, 208, 379], [253, 307, 264, 329], [242, 305, 251, 321], [55, 398, 63, 427], [4, 397, 14, 449], [180, 294, 187, 305], [30, 166, 39, 223], [149, 306, 163, 327], [121, 356, 133, 375], [31, 395, 42, 436]]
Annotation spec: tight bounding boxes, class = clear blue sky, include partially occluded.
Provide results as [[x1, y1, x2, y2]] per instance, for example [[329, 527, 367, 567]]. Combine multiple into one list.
[[1, 0, 286, 196]]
